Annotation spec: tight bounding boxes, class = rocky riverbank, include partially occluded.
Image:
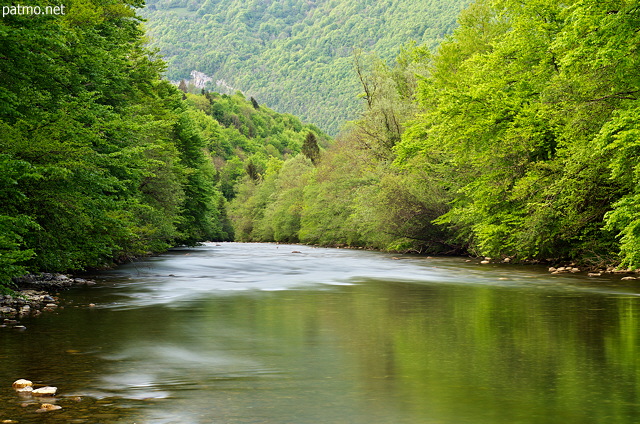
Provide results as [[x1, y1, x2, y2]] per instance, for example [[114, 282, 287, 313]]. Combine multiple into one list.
[[0, 273, 96, 330]]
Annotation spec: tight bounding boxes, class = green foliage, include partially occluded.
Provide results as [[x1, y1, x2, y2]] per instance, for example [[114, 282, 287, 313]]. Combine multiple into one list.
[[139, 0, 471, 134], [229, 46, 452, 253], [394, 0, 640, 265], [228, 0, 640, 267], [301, 132, 320, 164], [0, 0, 236, 289]]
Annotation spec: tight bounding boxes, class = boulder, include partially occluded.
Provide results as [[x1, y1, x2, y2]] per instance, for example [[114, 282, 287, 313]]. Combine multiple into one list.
[[621, 276, 637, 281]]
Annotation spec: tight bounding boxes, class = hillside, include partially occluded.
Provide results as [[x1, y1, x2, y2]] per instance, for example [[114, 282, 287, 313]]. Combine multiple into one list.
[[139, 0, 470, 134]]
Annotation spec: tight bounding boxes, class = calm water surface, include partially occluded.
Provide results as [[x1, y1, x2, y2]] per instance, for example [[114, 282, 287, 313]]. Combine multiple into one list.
[[2, 243, 640, 423]]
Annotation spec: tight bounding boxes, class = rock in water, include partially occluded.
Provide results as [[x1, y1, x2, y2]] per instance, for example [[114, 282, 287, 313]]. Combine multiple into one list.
[[16, 386, 33, 394], [35, 403, 62, 413], [32, 386, 57, 396], [12, 379, 33, 390]]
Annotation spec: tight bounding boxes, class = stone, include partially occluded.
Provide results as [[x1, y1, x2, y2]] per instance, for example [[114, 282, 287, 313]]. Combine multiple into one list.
[[0, 307, 15, 314], [33, 386, 57, 396], [570, 268, 581, 273], [548, 267, 557, 272], [12, 379, 33, 389], [621, 276, 637, 281], [588, 272, 602, 277], [503, 258, 511, 263], [480, 260, 490, 264], [35, 403, 62, 413], [16, 386, 33, 394]]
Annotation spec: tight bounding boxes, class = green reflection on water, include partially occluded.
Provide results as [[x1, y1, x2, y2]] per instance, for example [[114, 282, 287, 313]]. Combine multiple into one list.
[[1, 261, 640, 423]]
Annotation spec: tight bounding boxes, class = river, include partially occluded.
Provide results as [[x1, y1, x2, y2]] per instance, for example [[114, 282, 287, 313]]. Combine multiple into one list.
[[2, 242, 640, 423]]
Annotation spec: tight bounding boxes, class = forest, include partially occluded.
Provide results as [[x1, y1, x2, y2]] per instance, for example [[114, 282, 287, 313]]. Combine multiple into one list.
[[0, 0, 326, 291], [139, 0, 471, 134], [2, 0, 640, 292], [228, 0, 640, 268]]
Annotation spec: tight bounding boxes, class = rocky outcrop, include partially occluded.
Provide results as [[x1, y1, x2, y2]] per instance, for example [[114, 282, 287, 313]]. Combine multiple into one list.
[[12, 273, 96, 290], [1, 273, 97, 329]]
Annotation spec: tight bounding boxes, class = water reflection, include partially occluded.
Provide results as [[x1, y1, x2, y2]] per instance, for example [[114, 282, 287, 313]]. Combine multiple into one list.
[[2, 243, 640, 423]]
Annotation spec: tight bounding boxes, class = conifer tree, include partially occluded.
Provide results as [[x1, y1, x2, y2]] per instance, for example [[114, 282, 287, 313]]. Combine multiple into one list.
[[302, 132, 320, 164]]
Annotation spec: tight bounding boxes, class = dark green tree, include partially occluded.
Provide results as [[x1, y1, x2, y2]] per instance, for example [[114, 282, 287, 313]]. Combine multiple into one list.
[[302, 132, 320, 164]]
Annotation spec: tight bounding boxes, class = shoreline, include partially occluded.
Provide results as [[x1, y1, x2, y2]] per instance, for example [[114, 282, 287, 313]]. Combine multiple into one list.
[[0, 273, 97, 330]]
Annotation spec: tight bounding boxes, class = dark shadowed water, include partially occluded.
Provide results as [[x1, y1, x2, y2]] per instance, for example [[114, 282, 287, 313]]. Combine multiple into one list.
[[2, 242, 640, 423]]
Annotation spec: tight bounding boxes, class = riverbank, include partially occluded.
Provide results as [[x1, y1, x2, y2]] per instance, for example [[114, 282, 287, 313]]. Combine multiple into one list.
[[0, 273, 96, 330]]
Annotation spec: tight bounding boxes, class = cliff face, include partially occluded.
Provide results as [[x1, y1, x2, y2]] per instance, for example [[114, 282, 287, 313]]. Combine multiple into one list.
[[190, 70, 212, 89]]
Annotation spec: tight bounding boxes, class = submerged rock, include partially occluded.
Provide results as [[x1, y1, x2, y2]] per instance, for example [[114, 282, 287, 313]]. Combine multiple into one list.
[[35, 403, 62, 413]]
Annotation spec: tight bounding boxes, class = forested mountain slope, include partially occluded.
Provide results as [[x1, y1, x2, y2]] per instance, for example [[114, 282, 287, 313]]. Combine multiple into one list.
[[139, 0, 470, 134]]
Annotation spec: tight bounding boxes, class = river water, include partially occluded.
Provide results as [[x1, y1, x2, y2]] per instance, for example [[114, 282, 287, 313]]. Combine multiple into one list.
[[2, 242, 640, 423]]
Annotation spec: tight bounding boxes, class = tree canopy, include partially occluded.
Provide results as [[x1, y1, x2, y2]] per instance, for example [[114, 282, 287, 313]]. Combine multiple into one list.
[[139, 0, 471, 134]]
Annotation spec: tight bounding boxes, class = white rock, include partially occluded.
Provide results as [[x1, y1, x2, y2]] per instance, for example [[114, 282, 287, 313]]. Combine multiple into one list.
[[16, 386, 33, 394], [12, 379, 33, 390], [32, 386, 57, 396]]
